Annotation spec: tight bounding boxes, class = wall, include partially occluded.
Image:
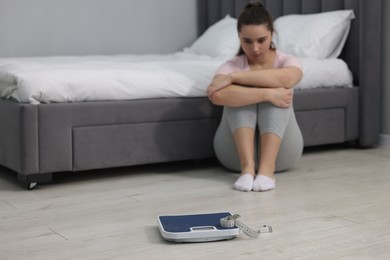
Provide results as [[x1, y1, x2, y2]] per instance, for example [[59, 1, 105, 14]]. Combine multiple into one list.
[[0, 0, 198, 57], [381, 0, 390, 147]]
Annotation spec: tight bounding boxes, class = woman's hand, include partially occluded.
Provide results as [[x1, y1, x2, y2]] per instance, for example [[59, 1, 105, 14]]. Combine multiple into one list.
[[266, 88, 293, 108], [207, 74, 232, 96]]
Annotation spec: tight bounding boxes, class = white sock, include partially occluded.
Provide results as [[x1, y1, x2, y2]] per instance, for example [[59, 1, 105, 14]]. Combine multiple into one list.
[[234, 173, 254, 192], [253, 175, 276, 192]]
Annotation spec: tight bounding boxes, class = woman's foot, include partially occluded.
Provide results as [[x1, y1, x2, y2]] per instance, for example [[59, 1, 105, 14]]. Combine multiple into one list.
[[253, 175, 275, 192], [234, 173, 254, 192]]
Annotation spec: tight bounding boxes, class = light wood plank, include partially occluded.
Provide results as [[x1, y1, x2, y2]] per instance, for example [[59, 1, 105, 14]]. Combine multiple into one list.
[[1, 146, 390, 259]]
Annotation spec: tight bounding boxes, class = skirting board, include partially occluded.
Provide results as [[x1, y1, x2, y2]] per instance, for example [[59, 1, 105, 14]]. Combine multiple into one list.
[[379, 134, 390, 148]]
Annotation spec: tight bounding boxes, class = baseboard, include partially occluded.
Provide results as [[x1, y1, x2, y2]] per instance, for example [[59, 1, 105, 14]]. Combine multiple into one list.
[[379, 134, 390, 148]]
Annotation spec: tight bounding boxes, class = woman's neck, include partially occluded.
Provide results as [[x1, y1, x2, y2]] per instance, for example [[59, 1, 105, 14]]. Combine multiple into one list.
[[248, 49, 276, 70]]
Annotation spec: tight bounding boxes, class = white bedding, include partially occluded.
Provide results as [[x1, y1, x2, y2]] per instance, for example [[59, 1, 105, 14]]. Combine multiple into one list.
[[0, 52, 353, 104]]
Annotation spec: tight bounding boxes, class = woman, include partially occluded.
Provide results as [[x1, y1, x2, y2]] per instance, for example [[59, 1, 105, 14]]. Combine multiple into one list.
[[207, 2, 303, 192]]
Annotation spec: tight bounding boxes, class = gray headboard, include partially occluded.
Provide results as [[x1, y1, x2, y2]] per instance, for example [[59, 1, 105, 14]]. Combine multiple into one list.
[[197, 0, 382, 147]]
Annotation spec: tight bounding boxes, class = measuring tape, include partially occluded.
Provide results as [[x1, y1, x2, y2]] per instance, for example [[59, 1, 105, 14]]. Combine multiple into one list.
[[220, 214, 272, 238]]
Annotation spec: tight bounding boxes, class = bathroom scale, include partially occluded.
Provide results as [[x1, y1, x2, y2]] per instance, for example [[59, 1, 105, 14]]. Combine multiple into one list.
[[157, 212, 240, 243]]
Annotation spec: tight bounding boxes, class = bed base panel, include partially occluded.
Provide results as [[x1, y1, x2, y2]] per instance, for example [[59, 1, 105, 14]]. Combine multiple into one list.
[[0, 87, 359, 187], [72, 118, 219, 171]]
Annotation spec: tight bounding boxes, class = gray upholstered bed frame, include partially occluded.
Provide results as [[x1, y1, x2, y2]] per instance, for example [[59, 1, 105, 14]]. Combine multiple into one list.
[[0, 0, 382, 188]]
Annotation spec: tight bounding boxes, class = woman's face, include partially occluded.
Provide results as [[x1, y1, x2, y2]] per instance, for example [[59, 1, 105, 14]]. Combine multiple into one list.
[[239, 24, 273, 63]]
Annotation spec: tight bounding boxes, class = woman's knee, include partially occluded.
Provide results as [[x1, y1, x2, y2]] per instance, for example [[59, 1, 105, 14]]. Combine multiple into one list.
[[257, 104, 292, 138], [225, 105, 257, 132]]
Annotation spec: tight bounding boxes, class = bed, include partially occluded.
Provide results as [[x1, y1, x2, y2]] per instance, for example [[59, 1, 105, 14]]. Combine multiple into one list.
[[0, 0, 382, 188]]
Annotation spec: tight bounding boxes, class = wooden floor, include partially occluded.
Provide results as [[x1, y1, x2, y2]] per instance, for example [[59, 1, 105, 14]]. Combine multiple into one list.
[[1, 145, 390, 260]]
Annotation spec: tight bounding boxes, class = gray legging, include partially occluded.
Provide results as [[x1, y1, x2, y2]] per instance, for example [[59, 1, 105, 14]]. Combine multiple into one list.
[[214, 102, 303, 172]]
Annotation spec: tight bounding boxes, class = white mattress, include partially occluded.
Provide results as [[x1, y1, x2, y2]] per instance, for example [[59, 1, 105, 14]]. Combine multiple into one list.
[[0, 52, 353, 104]]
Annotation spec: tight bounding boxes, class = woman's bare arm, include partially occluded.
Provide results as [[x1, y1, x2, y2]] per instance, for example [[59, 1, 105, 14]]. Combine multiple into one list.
[[209, 84, 293, 108], [207, 66, 302, 95], [230, 66, 302, 89]]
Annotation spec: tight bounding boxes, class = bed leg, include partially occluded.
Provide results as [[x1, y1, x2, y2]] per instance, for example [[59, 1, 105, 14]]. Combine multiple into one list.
[[28, 182, 38, 190], [17, 173, 53, 190]]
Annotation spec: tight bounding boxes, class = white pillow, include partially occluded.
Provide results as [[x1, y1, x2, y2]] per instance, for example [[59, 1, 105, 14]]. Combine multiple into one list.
[[184, 15, 239, 57], [273, 10, 355, 59]]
